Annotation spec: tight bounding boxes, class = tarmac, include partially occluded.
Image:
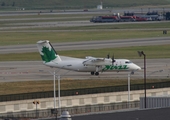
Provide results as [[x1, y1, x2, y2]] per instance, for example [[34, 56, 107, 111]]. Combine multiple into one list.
[[72, 107, 170, 120]]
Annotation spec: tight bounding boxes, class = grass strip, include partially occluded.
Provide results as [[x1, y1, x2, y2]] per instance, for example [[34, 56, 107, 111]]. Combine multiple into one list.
[[0, 78, 169, 95], [0, 44, 170, 61], [0, 30, 169, 46]]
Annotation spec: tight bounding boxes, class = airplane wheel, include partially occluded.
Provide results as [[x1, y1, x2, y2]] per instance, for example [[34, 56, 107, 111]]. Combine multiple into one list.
[[131, 71, 134, 75], [95, 72, 99, 76], [91, 72, 94, 75]]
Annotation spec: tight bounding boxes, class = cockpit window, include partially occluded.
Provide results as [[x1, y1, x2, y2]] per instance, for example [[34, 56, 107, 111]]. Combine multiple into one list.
[[125, 61, 132, 64]]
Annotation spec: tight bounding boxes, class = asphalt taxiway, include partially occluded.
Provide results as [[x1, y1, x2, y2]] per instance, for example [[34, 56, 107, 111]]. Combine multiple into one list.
[[0, 58, 169, 82]]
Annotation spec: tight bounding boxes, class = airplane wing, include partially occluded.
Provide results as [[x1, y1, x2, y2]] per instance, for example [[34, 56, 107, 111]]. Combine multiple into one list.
[[83, 56, 111, 66]]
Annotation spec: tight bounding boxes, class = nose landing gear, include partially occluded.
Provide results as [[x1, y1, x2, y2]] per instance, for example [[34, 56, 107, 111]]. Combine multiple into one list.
[[91, 72, 99, 76], [131, 71, 134, 75]]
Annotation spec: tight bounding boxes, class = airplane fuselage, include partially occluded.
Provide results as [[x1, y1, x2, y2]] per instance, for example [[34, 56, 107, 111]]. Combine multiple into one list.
[[44, 58, 141, 72]]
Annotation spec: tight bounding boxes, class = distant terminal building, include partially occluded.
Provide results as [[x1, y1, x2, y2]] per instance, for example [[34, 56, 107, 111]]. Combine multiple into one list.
[[97, 1, 103, 9], [97, 5, 103, 9]]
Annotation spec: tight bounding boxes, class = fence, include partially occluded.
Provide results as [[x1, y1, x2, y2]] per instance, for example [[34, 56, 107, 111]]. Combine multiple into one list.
[[140, 97, 170, 109], [0, 101, 139, 119], [0, 81, 170, 102]]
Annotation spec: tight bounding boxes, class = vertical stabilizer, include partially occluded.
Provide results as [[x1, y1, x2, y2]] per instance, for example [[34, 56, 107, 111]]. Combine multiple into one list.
[[37, 40, 61, 63]]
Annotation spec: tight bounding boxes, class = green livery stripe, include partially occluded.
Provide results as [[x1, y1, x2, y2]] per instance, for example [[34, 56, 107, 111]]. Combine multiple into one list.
[[102, 65, 129, 71]]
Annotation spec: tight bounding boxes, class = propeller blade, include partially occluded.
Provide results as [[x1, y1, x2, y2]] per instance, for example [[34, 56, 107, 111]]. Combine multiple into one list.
[[107, 53, 110, 59], [112, 54, 116, 65]]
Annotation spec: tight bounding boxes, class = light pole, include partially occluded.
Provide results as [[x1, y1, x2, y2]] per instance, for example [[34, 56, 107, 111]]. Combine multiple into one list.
[[48, 69, 59, 117], [58, 75, 61, 115], [53, 70, 56, 109], [49, 68, 70, 116], [52, 69, 58, 120], [128, 72, 131, 108], [33, 100, 39, 118], [49, 69, 61, 109], [138, 51, 146, 108]]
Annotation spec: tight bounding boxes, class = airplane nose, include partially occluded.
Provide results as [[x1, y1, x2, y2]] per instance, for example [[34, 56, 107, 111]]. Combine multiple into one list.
[[137, 66, 141, 70], [130, 64, 141, 71]]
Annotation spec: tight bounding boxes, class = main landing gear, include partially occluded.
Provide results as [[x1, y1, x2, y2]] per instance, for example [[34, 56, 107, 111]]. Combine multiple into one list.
[[91, 72, 99, 76], [95, 72, 99, 75], [91, 72, 94, 75], [91, 66, 100, 76]]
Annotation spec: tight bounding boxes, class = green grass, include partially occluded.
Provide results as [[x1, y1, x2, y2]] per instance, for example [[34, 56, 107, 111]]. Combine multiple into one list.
[[0, 78, 169, 95], [0, 30, 169, 46], [0, 44, 170, 61]]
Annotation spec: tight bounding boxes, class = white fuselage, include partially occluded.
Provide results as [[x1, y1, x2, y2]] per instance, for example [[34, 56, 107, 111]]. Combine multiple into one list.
[[44, 57, 141, 72]]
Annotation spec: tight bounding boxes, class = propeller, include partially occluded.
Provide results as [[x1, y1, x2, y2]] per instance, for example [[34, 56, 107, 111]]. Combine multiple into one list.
[[107, 53, 110, 59], [107, 53, 116, 65], [111, 54, 116, 65]]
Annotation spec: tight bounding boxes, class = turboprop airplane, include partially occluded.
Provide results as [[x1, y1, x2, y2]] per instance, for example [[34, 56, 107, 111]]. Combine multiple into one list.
[[37, 40, 141, 75]]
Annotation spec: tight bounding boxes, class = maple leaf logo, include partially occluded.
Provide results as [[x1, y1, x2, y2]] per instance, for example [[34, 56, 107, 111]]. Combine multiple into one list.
[[41, 46, 57, 63]]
